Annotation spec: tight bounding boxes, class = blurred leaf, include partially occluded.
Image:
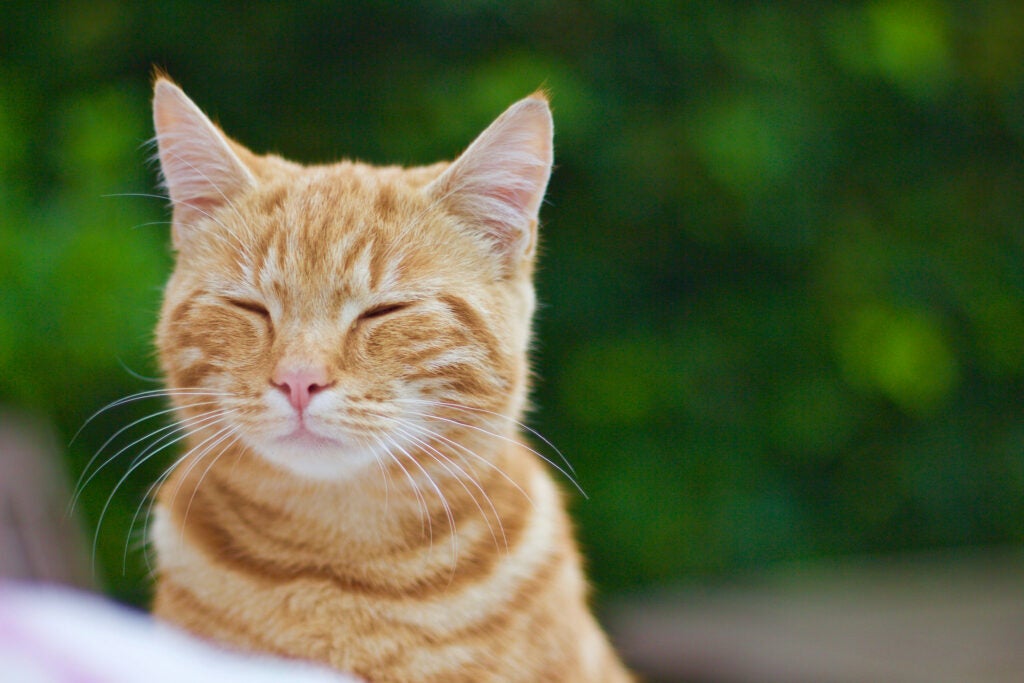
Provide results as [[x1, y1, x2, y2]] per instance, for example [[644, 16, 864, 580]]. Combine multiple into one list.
[[835, 304, 959, 415], [828, 0, 953, 98]]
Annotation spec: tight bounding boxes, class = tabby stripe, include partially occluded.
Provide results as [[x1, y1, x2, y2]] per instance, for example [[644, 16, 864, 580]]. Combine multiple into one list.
[[439, 294, 503, 361], [171, 461, 533, 600], [156, 579, 285, 656]]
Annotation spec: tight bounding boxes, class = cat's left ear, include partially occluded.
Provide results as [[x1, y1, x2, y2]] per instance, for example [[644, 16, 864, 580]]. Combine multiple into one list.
[[426, 93, 553, 272]]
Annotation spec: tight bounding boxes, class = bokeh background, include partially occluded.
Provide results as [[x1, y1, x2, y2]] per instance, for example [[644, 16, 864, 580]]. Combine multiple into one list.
[[2, 0, 1024, 665]]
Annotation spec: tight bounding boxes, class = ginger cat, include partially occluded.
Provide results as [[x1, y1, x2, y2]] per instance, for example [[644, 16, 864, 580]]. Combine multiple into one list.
[[148, 77, 633, 682]]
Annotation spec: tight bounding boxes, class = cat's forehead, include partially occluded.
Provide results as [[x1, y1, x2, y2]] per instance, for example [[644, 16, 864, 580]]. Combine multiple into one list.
[[273, 164, 433, 227], [244, 164, 456, 299]]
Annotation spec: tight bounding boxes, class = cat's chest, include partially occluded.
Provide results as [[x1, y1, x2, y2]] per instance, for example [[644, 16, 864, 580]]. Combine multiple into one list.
[[153, 510, 379, 662], [154, 534, 474, 681]]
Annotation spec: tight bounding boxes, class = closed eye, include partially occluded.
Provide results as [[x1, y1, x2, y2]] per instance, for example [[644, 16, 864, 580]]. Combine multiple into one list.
[[226, 298, 270, 319], [360, 302, 410, 321]]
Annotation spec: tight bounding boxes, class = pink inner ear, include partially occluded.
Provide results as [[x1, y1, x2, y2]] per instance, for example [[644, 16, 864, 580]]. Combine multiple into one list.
[[428, 96, 553, 264], [172, 193, 224, 221], [152, 80, 254, 240], [474, 184, 541, 252]]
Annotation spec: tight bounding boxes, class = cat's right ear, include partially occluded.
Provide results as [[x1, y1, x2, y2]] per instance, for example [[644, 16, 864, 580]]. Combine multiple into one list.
[[425, 93, 553, 274], [152, 78, 255, 249]]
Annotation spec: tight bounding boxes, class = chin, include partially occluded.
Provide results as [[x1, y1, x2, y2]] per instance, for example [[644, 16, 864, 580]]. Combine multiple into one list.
[[249, 434, 382, 482]]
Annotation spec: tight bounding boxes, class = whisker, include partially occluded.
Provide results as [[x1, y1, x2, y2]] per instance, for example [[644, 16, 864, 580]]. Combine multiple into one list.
[[386, 433, 444, 549], [131, 457, 183, 576], [159, 150, 252, 232], [115, 358, 163, 383], [398, 419, 535, 508], [166, 420, 246, 515], [128, 421, 240, 574], [397, 397, 576, 475], [72, 387, 231, 446], [398, 404, 586, 498], [358, 433, 392, 515], [127, 409, 238, 474], [128, 220, 176, 230], [74, 405, 235, 511], [91, 409, 239, 574], [158, 148, 257, 266], [72, 401, 227, 511], [385, 431, 458, 566], [178, 429, 243, 539], [390, 421, 507, 553], [106, 189, 254, 260], [136, 435, 225, 577], [371, 433, 432, 544]]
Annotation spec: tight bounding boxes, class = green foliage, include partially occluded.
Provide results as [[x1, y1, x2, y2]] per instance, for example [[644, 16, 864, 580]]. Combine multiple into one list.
[[2, 0, 1023, 603]]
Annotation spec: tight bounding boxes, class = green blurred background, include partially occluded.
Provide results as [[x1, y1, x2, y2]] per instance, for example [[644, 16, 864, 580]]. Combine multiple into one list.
[[2, 0, 1023, 609]]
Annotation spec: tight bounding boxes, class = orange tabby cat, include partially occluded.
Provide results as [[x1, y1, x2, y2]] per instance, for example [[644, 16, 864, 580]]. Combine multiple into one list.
[[148, 76, 633, 682]]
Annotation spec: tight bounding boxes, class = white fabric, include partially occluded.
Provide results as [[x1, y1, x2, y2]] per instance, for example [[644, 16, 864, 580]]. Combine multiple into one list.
[[0, 581, 360, 683]]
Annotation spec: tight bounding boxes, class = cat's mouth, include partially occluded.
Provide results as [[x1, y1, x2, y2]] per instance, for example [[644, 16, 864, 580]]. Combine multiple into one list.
[[276, 424, 343, 449], [254, 420, 381, 480]]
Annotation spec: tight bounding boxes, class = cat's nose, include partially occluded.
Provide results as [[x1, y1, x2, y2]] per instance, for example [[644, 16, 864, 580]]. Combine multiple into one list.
[[272, 365, 332, 413]]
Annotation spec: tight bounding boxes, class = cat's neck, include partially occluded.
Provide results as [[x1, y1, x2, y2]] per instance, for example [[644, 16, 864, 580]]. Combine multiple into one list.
[[155, 436, 539, 564]]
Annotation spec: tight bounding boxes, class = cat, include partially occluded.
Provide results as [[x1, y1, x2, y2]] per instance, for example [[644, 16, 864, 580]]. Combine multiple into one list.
[[147, 76, 634, 683]]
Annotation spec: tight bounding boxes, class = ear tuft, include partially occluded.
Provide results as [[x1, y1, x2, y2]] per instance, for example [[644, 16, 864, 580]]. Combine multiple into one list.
[[426, 95, 554, 269], [152, 78, 254, 247]]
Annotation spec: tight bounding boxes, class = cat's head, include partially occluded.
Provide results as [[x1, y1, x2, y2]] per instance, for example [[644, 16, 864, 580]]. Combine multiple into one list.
[[152, 78, 553, 481]]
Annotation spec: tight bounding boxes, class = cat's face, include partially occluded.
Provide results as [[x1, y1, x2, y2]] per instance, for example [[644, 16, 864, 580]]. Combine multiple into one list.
[[152, 80, 552, 481]]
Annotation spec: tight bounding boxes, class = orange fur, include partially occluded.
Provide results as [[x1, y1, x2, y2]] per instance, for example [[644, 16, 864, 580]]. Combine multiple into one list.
[[148, 77, 633, 682]]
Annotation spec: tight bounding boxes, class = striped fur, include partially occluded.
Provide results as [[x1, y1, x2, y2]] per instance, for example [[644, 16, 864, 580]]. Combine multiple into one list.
[[149, 78, 633, 682]]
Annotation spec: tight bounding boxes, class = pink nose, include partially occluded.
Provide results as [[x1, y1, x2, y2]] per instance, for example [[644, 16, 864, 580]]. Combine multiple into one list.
[[272, 366, 332, 412]]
